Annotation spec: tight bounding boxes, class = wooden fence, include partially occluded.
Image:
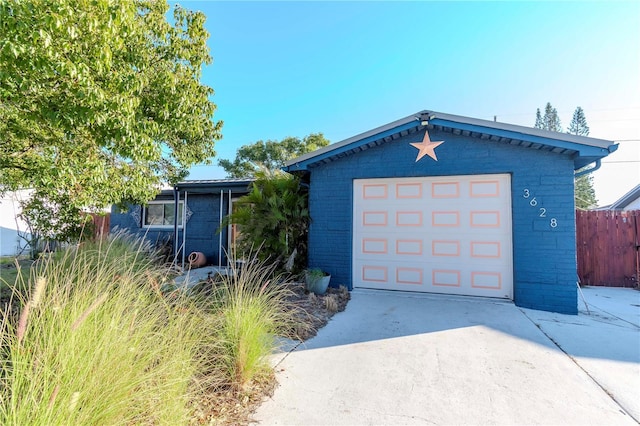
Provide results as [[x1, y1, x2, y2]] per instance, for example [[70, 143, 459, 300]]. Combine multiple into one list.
[[576, 209, 640, 287], [88, 213, 110, 240]]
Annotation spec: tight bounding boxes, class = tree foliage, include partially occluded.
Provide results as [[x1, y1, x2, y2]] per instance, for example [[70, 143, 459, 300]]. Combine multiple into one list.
[[219, 133, 329, 178], [568, 106, 597, 209], [568, 106, 590, 136], [574, 172, 597, 209], [534, 103, 597, 209], [0, 0, 222, 239], [534, 102, 562, 132], [222, 169, 309, 274], [19, 190, 93, 255]]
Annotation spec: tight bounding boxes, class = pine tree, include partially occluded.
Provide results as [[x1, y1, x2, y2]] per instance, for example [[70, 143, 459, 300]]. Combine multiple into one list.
[[533, 102, 562, 131], [574, 173, 597, 209], [544, 102, 562, 131], [568, 106, 597, 209], [534, 108, 543, 128], [568, 106, 590, 136]]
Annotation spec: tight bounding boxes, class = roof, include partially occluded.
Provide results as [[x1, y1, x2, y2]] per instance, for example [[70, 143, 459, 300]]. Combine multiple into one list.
[[608, 184, 640, 210], [284, 110, 618, 172], [171, 178, 254, 195]]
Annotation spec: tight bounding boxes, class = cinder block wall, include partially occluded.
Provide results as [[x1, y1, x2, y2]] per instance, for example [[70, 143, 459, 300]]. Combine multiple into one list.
[[307, 128, 577, 314]]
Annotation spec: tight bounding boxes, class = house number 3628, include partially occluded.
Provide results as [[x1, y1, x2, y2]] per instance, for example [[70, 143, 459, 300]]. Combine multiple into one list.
[[523, 188, 557, 229]]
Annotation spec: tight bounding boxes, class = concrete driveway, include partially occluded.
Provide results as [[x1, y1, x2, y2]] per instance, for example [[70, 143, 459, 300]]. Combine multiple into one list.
[[253, 287, 640, 425]]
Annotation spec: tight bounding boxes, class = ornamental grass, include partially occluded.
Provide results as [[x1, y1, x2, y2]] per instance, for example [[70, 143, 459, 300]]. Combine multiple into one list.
[[0, 234, 294, 425]]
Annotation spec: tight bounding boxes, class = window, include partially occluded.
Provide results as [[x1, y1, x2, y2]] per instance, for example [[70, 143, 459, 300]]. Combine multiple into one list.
[[143, 201, 184, 228]]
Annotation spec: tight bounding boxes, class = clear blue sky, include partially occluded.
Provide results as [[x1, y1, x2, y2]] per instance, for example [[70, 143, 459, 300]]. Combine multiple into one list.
[[178, 1, 640, 206]]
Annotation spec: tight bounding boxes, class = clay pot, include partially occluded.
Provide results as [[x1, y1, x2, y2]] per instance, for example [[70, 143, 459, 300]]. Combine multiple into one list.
[[188, 251, 207, 268]]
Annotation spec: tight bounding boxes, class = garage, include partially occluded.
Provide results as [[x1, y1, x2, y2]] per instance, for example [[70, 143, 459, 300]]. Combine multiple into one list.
[[284, 109, 617, 314], [353, 174, 513, 299]]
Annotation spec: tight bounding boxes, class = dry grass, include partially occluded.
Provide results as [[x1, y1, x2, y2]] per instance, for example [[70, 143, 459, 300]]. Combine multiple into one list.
[[324, 294, 338, 313], [0, 236, 309, 426], [189, 281, 352, 425]]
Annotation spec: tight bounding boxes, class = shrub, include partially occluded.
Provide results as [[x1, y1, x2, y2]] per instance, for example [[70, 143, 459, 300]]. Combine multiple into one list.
[[0, 233, 300, 424], [213, 254, 294, 389], [0, 234, 219, 425], [221, 169, 309, 274]]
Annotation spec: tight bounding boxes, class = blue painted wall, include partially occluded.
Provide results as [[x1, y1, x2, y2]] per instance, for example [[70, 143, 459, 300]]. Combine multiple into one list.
[[110, 193, 231, 266], [307, 128, 578, 314]]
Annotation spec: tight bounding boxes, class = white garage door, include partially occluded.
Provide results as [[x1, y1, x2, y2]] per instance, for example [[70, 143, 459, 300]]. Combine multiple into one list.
[[353, 174, 513, 299]]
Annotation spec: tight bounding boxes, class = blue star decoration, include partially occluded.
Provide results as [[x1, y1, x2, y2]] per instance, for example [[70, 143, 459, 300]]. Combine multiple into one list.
[[410, 130, 444, 162]]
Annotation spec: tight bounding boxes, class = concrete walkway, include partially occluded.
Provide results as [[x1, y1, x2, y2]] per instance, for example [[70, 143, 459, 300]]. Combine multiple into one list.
[[173, 265, 228, 287], [521, 286, 640, 422], [253, 288, 639, 425]]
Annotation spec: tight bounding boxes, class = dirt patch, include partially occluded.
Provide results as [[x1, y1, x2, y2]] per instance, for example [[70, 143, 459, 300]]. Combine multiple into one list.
[[283, 282, 351, 341], [194, 282, 351, 425], [190, 374, 276, 426], [1, 269, 350, 426]]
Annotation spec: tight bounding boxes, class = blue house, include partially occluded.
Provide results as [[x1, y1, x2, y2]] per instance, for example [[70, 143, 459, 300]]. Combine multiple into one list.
[[110, 178, 252, 268], [284, 110, 617, 314]]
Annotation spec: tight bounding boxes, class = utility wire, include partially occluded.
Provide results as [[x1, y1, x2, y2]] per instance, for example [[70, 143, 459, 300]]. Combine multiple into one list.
[[491, 106, 640, 118]]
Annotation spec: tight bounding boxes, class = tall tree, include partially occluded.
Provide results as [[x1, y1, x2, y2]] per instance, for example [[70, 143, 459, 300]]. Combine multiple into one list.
[[568, 106, 590, 136], [534, 102, 562, 132], [0, 0, 222, 241], [568, 107, 597, 209], [534, 108, 543, 129], [219, 133, 330, 178]]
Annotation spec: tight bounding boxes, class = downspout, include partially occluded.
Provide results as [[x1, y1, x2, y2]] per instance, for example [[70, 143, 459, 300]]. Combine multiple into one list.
[[574, 159, 601, 178]]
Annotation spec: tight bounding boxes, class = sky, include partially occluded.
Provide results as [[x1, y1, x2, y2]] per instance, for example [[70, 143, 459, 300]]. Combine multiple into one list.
[[178, 1, 640, 207]]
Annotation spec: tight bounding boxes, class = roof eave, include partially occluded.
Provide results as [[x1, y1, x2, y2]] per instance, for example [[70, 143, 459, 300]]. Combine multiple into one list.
[[609, 184, 640, 209], [174, 178, 254, 194], [426, 111, 614, 149], [284, 118, 422, 172], [430, 117, 617, 170], [284, 110, 618, 172]]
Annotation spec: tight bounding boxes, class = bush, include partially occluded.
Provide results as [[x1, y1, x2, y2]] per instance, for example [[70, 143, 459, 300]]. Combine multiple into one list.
[[0, 234, 219, 425], [212, 254, 294, 389], [0, 234, 296, 424], [222, 169, 309, 274]]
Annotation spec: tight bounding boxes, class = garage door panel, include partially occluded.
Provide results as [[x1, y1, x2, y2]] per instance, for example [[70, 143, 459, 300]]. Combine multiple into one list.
[[355, 267, 511, 298], [353, 174, 513, 299]]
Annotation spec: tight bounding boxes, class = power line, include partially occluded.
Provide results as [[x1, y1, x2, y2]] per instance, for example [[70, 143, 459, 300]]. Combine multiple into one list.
[[536, 108, 639, 116], [491, 106, 640, 119], [489, 107, 640, 132], [589, 118, 640, 123], [601, 160, 640, 163]]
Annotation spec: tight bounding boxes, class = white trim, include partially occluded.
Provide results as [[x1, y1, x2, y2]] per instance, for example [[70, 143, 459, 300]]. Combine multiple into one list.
[[181, 192, 188, 269], [227, 190, 232, 268], [218, 190, 223, 267], [142, 200, 185, 229]]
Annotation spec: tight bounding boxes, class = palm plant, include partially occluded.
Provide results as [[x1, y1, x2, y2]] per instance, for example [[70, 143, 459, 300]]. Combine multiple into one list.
[[222, 168, 309, 274]]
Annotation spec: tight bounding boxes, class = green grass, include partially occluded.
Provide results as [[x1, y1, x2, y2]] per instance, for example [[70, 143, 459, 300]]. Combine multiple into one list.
[[0, 258, 30, 303], [0, 234, 294, 425]]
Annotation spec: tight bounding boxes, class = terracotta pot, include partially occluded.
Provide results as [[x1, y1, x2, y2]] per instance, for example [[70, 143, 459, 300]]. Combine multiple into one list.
[[188, 251, 207, 268]]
